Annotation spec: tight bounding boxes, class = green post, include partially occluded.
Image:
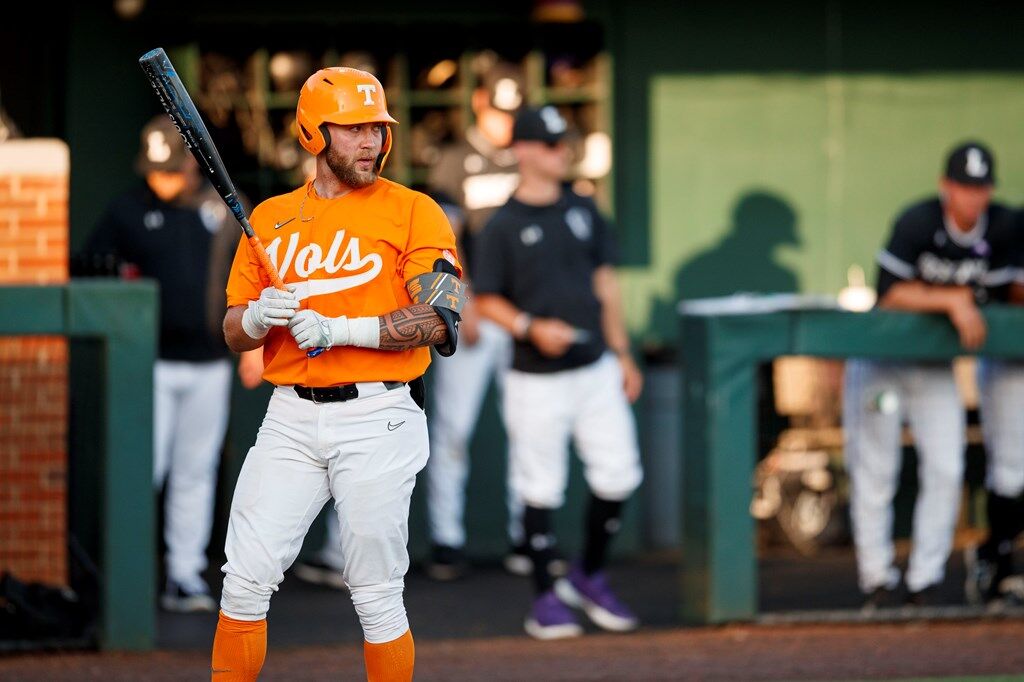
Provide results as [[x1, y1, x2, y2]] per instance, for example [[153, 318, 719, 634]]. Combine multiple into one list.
[[0, 281, 157, 650], [680, 313, 789, 623], [67, 281, 157, 650]]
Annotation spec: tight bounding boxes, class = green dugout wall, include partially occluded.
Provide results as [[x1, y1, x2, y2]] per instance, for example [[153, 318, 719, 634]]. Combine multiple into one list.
[[624, 73, 1024, 344]]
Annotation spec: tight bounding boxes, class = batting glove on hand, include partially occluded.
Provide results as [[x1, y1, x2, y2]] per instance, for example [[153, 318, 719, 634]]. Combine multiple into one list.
[[287, 311, 381, 350], [288, 310, 349, 351], [241, 285, 299, 340]]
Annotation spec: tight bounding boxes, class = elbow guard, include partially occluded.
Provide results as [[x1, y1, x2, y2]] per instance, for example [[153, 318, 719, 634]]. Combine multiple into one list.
[[406, 259, 465, 357]]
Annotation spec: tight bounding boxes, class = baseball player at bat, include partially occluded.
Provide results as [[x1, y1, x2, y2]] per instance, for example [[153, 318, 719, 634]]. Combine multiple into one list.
[[474, 107, 643, 639], [212, 67, 462, 681], [845, 142, 1024, 610]]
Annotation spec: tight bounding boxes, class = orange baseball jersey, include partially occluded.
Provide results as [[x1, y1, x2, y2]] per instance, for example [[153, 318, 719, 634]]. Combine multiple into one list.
[[226, 178, 461, 387]]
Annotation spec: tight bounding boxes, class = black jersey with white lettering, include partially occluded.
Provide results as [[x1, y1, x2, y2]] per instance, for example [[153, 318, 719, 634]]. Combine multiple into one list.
[[875, 197, 1021, 304], [474, 190, 617, 373], [83, 184, 231, 361]]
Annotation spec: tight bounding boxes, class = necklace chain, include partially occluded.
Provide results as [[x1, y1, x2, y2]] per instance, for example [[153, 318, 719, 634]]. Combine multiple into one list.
[[299, 181, 353, 222]]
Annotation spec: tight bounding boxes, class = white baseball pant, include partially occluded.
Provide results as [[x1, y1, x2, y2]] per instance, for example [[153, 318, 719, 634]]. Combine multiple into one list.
[[219, 383, 428, 643], [503, 352, 643, 509], [426, 319, 519, 548], [153, 358, 232, 586], [317, 509, 347, 571], [843, 360, 965, 593], [978, 360, 1024, 498]]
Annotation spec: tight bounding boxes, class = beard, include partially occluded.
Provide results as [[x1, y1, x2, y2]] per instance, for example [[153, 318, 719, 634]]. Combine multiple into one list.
[[325, 147, 378, 189]]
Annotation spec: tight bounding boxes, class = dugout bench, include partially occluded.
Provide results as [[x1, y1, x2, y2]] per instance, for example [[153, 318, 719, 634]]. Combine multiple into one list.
[[0, 281, 156, 650], [679, 304, 1024, 624]]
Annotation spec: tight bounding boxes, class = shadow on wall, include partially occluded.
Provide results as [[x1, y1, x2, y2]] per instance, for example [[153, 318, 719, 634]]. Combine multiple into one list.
[[638, 191, 804, 546], [676, 189, 802, 301], [643, 190, 803, 349]]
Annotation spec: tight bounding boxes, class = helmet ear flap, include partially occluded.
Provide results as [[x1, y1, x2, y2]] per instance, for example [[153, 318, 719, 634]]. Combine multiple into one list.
[[317, 123, 332, 156], [376, 125, 393, 172]]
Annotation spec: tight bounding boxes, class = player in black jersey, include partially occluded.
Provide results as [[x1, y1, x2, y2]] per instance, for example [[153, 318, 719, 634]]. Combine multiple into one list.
[[475, 107, 643, 639], [80, 116, 235, 613], [845, 142, 1024, 610], [421, 64, 533, 580]]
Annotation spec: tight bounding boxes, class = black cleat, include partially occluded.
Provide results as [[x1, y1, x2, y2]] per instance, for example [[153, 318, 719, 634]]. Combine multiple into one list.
[[906, 584, 942, 608], [861, 585, 900, 613], [997, 575, 1024, 606], [425, 544, 468, 581], [964, 545, 1000, 605], [161, 578, 216, 613]]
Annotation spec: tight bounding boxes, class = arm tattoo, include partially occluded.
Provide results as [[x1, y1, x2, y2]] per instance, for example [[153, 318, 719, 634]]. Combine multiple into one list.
[[378, 304, 449, 350]]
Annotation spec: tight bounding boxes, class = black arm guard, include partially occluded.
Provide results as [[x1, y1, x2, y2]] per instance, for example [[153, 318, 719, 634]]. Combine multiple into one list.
[[431, 258, 461, 357]]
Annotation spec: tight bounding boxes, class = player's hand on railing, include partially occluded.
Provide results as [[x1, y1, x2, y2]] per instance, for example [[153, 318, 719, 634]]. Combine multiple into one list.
[[241, 285, 299, 339], [528, 318, 576, 358], [947, 291, 987, 350]]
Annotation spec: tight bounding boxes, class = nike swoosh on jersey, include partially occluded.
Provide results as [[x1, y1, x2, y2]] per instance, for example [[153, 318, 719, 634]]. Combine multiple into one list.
[[387, 421, 405, 431], [274, 217, 295, 229]]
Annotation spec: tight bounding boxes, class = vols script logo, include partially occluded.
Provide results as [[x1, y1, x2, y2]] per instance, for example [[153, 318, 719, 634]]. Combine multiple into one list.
[[266, 229, 382, 301]]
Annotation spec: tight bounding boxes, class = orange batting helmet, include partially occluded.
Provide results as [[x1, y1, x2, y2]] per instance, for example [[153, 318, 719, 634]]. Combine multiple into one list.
[[296, 67, 398, 171]]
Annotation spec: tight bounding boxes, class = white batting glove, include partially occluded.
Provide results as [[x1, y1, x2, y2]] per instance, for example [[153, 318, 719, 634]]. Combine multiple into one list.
[[287, 310, 380, 350], [241, 285, 299, 340], [288, 310, 346, 350]]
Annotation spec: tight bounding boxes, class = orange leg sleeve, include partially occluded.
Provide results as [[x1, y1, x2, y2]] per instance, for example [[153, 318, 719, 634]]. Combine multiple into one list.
[[363, 629, 415, 682], [211, 611, 267, 681]]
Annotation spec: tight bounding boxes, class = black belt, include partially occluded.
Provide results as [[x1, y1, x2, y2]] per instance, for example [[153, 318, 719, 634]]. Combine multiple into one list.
[[294, 381, 405, 403]]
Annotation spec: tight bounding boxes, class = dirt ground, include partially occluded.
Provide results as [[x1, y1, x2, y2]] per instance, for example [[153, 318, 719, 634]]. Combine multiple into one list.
[[2, 619, 1023, 681]]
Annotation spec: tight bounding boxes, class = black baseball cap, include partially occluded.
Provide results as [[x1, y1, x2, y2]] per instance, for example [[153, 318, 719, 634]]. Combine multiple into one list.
[[512, 106, 568, 144], [944, 141, 996, 186], [136, 115, 189, 174]]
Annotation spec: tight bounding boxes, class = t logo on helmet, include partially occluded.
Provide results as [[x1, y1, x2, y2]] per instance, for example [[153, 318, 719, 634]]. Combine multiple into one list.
[[357, 84, 377, 106]]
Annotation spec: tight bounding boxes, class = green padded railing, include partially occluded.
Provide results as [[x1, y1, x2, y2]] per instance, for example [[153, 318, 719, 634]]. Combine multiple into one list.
[[679, 305, 1024, 624], [0, 281, 157, 650]]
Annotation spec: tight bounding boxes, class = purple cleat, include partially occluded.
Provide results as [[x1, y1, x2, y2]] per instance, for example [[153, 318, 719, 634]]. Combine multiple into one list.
[[524, 589, 583, 640], [555, 564, 639, 632]]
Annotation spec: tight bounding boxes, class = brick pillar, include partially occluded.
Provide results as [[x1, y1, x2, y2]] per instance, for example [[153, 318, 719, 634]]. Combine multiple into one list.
[[0, 139, 70, 587]]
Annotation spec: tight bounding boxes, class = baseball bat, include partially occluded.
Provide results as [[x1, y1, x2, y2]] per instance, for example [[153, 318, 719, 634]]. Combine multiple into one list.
[[138, 47, 326, 358]]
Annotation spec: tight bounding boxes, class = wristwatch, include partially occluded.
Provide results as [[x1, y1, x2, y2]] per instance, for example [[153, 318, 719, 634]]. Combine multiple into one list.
[[512, 312, 533, 340]]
